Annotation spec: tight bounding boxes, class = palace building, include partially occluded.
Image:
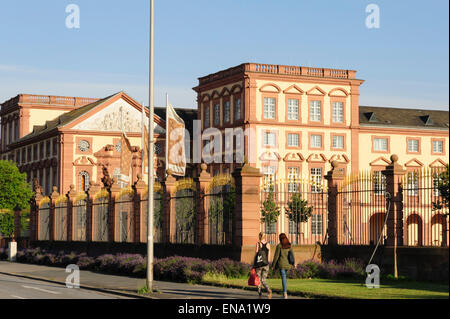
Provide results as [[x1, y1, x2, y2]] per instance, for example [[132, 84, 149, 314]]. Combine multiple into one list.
[[193, 63, 449, 182], [0, 62, 449, 195], [0, 92, 196, 195]]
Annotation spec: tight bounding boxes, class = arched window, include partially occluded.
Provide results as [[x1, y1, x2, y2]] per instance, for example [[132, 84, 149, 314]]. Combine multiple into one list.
[[79, 171, 90, 191]]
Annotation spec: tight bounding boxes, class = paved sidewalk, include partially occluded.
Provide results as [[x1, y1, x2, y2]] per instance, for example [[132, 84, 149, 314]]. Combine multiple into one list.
[[0, 261, 300, 299]]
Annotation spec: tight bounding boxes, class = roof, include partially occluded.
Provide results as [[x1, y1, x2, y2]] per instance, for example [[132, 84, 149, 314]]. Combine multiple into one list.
[[13, 93, 117, 144], [359, 106, 449, 129], [10, 93, 197, 146]]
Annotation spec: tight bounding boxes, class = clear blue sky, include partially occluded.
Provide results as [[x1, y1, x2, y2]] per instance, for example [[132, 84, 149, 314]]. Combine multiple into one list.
[[0, 0, 448, 110]]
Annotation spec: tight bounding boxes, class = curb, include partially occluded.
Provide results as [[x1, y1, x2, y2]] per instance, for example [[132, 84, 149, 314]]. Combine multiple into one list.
[[0, 270, 155, 299]]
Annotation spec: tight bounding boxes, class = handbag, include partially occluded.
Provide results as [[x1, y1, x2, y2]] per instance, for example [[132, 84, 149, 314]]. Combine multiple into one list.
[[248, 268, 261, 286], [288, 250, 295, 266]]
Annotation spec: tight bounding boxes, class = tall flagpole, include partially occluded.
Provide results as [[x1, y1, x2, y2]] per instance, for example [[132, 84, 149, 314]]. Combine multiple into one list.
[[147, 0, 155, 293], [141, 101, 145, 177]]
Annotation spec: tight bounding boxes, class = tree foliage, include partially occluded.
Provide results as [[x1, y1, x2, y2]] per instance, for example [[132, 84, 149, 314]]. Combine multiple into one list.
[[433, 165, 449, 215], [0, 211, 14, 237], [260, 186, 280, 225], [0, 160, 33, 211], [286, 192, 313, 223]]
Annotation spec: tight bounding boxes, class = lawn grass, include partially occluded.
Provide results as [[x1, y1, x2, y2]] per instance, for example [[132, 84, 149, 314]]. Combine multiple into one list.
[[202, 273, 449, 299]]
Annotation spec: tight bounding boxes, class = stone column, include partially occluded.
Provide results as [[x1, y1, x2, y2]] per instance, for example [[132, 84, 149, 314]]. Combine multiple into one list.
[[50, 186, 60, 241], [382, 155, 406, 247], [232, 162, 262, 263], [195, 164, 212, 244], [87, 181, 101, 242], [324, 161, 345, 246], [133, 174, 147, 243], [382, 155, 406, 278], [109, 181, 121, 242], [164, 172, 177, 243]]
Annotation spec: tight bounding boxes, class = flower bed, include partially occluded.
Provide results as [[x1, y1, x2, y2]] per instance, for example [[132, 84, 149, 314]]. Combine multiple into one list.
[[6, 248, 365, 283]]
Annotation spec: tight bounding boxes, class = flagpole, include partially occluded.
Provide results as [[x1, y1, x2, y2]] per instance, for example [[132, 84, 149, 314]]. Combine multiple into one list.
[[165, 93, 168, 179], [141, 101, 145, 177], [147, 0, 155, 293]]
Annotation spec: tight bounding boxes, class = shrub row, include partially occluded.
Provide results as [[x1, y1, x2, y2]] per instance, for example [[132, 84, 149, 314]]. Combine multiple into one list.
[[2, 247, 365, 282]]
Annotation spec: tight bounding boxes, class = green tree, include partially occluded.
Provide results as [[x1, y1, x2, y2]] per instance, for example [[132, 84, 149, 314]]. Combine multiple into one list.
[[0, 160, 33, 210], [285, 192, 313, 242], [260, 186, 280, 230], [0, 211, 14, 237], [433, 165, 449, 216]]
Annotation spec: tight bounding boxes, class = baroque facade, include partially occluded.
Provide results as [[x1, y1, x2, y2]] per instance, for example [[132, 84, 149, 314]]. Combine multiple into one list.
[[193, 63, 449, 182]]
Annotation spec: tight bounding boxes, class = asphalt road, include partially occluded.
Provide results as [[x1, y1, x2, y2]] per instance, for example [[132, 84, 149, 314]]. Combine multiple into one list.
[[0, 273, 131, 299]]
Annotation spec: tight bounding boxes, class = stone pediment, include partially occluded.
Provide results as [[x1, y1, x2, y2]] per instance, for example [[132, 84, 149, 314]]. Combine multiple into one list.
[[283, 153, 305, 162], [405, 158, 424, 168], [259, 151, 281, 162], [72, 98, 163, 134], [329, 154, 350, 164], [306, 153, 327, 163], [429, 158, 447, 168], [369, 156, 391, 167], [73, 156, 95, 166]]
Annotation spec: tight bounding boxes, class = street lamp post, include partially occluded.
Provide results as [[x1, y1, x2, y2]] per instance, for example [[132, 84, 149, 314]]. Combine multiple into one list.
[[147, 0, 155, 292]]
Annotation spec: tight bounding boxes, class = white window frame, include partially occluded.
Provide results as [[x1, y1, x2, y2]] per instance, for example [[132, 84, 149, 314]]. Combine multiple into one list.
[[310, 134, 322, 149], [234, 98, 241, 121], [310, 100, 321, 122], [287, 99, 299, 120], [264, 97, 276, 119], [408, 139, 419, 153], [332, 102, 344, 123], [288, 133, 299, 147], [373, 138, 388, 151], [224, 101, 230, 123], [310, 167, 323, 193], [332, 135, 344, 149], [433, 140, 443, 153], [263, 132, 276, 147]]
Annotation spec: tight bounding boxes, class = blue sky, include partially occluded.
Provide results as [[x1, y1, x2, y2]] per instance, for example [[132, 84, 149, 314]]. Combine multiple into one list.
[[0, 0, 448, 110]]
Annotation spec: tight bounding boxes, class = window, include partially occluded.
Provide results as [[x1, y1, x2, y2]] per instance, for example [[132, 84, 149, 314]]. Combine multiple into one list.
[[287, 133, 299, 147], [373, 171, 386, 195], [79, 171, 90, 191], [287, 99, 299, 120], [407, 171, 419, 196], [310, 101, 321, 122], [433, 173, 442, 197], [46, 141, 51, 157], [21, 149, 26, 163], [332, 135, 344, 149], [264, 97, 276, 119], [433, 140, 443, 153], [373, 138, 388, 152], [224, 101, 230, 123], [234, 98, 241, 121], [311, 214, 323, 235], [204, 106, 210, 128], [332, 102, 344, 123], [310, 167, 323, 193], [408, 139, 419, 153], [263, 132, 276, 147], [263, 166, 277, 189], [214, 103, 220, 126], [310, 134, 322, 148], [287, 167, 299, 192]]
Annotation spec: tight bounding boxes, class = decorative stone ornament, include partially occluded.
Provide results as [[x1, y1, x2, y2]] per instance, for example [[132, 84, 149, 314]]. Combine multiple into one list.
[[78, 140, 90, 152]]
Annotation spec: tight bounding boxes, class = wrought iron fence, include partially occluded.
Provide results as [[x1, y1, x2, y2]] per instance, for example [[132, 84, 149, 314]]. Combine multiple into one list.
[[173, 187, 196, 244], [141, 192, 164, 243], [206, 182, 235, 245], [337, 172, 387, 245], [260, 179, 328, 246], [115, 191, 134, 243], [93, 196, 109, 242], [39, 199, 50, 241], [401, 168, 449, 247]]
